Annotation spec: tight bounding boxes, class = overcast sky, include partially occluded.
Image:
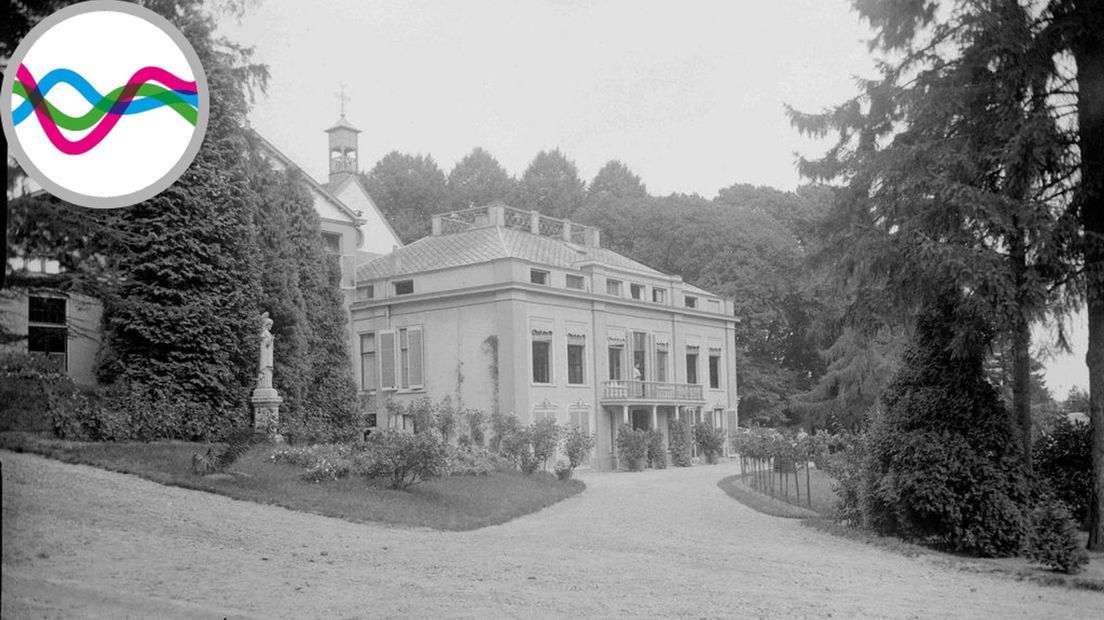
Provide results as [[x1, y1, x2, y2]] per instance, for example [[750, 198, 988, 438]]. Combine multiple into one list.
[[218, 0, 1088, 398]]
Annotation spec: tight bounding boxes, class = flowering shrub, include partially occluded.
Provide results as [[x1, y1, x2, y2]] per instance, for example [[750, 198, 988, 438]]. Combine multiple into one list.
[[615, 424, 649, 471], [667, 417, 691, 467], [646, 429, 667, 469], [446, 446, 511, 476], [360, 429, 448, 490], [562, 424, 596, 472], [692, 421, 725, 463], [270, 443, 358, 482]]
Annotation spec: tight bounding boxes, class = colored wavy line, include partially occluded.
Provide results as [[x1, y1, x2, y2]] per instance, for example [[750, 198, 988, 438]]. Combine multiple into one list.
[[11, 67, 198, 125], [15, 64, 199, 155], [13, 81, 198, 129]]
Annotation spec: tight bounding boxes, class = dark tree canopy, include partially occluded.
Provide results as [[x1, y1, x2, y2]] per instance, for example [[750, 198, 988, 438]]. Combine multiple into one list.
[[446, 147, 518, 211], [361, 152, 448, 243], [518, 149, 586, 218], [587, 160, 647, 201]]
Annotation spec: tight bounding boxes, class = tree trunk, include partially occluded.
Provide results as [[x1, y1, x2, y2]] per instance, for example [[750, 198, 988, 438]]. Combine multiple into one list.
[[1072, 0, 1104, 551]]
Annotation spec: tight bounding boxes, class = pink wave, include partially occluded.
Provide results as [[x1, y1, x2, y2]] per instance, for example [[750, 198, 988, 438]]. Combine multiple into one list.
[[16, 64, 198, 156]]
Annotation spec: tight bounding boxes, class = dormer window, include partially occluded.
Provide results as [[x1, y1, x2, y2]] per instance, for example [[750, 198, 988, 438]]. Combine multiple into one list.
[[606, 279, 623, 296]]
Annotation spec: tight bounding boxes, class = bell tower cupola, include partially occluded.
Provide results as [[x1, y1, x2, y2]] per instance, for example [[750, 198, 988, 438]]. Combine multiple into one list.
[[326, 86, 361, 183]]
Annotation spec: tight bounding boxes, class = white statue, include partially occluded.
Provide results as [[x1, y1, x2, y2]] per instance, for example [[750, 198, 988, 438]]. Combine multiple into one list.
[[257, 311, 274, 390]]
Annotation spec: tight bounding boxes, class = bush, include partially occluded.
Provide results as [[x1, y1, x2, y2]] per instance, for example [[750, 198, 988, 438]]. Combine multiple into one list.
[[500, 425, 540, 474], [693, 421, 725, 464], [820, 432, 867, 526], [864, 293, 1029, 556], [465, 408, 487, 447], [1033, 418, 1091, 527], [646, 429, 667, 469], [445, 446, 511, 476], [530, 416, 560, 471], [490, 411, 522, 452], [562, 424, 596, 472], [269, 443, 358, 481], [50, 382, 230, 442], [668, 417, 691, 467], [554, 460, 573, 480], [360, 429, 448, 490], [494, 414, 561, 474], [1026, 501, 1089, 574], [615, 424, 649, 471], [0, 352, 78, 433]]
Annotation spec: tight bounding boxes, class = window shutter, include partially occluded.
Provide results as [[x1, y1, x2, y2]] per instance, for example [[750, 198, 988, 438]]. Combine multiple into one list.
[[379, 330, 397, 389], [408, 327, 424, 388], [579, 409, 590, 436]]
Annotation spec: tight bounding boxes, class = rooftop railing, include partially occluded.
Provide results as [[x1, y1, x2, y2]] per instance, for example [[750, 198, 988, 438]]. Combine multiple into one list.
[[431, 203, 601, 247]]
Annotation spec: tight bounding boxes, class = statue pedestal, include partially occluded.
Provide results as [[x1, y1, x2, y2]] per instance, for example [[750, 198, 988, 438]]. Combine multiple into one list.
[[251, 388, 284, 442]]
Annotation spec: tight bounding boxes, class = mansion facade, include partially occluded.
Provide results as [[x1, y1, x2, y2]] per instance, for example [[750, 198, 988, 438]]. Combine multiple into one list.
[[353, 203, 739, 470]]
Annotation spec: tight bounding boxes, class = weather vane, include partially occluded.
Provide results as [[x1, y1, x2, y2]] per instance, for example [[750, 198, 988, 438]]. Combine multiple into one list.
[[337, 82, 349, 118]]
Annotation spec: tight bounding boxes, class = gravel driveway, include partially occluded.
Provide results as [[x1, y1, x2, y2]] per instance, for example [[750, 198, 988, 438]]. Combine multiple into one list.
[[2, 450, 1100, 619]]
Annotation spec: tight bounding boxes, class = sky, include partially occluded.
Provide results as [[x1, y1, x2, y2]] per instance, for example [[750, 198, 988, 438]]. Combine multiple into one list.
[[218, 0, 1088, 398]]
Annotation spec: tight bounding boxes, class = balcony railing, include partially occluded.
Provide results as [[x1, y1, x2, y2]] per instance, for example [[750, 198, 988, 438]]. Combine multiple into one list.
[[601, 380, 704, 402]]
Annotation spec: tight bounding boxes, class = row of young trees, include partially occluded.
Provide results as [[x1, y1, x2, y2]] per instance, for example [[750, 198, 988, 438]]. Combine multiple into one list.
[[4, 0, 358, 441]]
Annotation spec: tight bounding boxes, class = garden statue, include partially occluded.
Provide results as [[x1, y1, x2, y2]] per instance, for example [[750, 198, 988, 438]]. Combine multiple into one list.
[[257, 312, 274, 390], [251, 311, 282, 441]]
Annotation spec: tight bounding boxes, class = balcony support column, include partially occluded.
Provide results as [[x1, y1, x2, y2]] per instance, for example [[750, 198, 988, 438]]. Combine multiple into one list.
[[651, 406, 658, 431]]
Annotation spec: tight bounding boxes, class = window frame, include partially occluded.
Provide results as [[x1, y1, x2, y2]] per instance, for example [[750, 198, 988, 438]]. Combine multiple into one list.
[[393, 280, 414, 295], [360, 332, 378, 392], [630, 283, 645, 300], [709, 353, 721, 389], [652, 288, 667, 304], [565, 274, 585, 290], [606, 279, 623, 296], [686, 351, 699, 384], [684, 296, 698, 309], [530, 269, 550, 285]]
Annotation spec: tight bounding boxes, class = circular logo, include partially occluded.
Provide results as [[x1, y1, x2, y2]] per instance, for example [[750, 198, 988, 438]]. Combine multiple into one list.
[[1, 0, 209, 209]]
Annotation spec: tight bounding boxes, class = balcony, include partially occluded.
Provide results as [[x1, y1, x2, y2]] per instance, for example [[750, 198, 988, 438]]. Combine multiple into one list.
[[601, 380, 704, 403]]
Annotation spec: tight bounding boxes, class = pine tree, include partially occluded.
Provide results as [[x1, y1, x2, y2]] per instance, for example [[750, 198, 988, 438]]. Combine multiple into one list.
[[446, 147, 518, 210], [519, 149, 585, 218]]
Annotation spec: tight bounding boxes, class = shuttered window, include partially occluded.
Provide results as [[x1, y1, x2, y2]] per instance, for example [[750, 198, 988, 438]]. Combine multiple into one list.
[[379, 330, 397, 389], [360, 333, 377, 391], [407, 327, 424, 389]]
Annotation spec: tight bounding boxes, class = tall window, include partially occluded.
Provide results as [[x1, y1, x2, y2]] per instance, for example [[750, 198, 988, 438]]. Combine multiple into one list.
[[567, 335, 586, 385], [608, 344, 624, 380], [631, 331, 647, 380], [28, 296, 67, 370], [379, 326, 423, 390], [709, 353, 721, 389], [532, 329, 552, 383], [655, 343, 669, 382], [360, 333, 377, 391], [686, 351, 699, 384]]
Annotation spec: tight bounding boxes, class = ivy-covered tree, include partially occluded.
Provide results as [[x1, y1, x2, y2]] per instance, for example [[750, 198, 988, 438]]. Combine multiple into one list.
[[445, 147, 517, 211], [518, 149, 585, 218], [360, 152, 447, 243]]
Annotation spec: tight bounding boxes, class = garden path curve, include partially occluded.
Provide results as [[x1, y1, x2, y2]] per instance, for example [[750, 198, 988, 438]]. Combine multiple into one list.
[[2, 450, 1101, 619]]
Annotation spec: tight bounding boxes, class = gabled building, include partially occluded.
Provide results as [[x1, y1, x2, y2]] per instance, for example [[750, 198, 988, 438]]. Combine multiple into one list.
[[352, 202, 739, 470], [2, 116, 401, 385]]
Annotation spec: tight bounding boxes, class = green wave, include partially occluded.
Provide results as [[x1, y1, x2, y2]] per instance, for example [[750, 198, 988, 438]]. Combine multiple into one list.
[[12, 81, 198, 130]]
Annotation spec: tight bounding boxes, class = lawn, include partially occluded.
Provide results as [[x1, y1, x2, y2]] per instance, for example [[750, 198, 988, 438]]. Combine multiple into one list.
[[743, 465, 837, 517], [0, 432, 585, 531]]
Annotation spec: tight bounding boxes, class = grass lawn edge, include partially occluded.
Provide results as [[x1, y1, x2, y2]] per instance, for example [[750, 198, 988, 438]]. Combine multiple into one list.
[[0, 432, 586, 532]]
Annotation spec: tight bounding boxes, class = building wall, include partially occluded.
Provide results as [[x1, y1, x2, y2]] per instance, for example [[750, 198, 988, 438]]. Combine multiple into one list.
[[0, 288, 103, 386], [352, 254, 739, 470]]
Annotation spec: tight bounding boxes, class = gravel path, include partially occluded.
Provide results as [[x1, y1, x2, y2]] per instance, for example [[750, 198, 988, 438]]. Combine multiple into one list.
[[2, 450, 1101, 619]]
